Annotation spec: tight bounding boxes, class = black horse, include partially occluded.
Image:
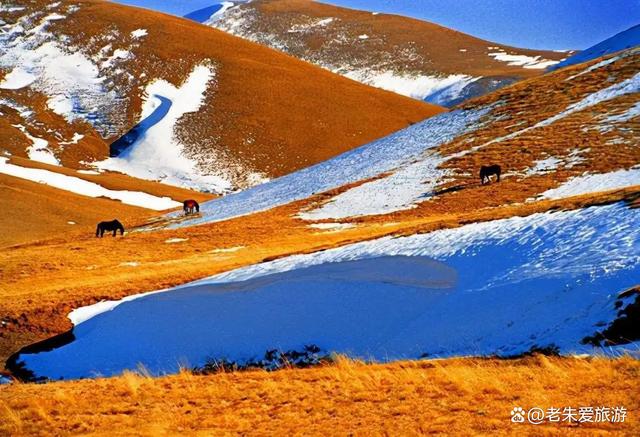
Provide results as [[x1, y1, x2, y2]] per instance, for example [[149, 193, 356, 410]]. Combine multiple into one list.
[[183, 199, 200, 215], [96, 219, 125, 237], [480, 165, 501, 185]]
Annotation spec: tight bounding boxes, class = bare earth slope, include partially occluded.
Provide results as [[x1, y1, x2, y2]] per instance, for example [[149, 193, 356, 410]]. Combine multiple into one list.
[[209, 0, 570, 106], [0, 0, 442, 190]]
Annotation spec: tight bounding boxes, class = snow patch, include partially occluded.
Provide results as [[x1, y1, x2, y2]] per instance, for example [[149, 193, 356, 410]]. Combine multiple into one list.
[[341, 69, 476, 101], [0, 157, 181, 210], [488, 51, 559, 69], [0, 68, 36, 89], [210, 246, 244, 253], [165, 237, 189, 244], [100, 48, 131, 69], [539, 168, 640, 199], [12, 124, 59, 166], [525, 156, 563, 175], [300, 151, 447, 220], [77, 169, 100, 175], [130, 28, 148, 39], [308, 223, 356, 231], [60, 133, 85, 145]]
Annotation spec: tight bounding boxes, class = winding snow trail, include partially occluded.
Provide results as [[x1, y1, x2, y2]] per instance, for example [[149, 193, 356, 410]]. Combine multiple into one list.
[[95, 64, 231, 192]]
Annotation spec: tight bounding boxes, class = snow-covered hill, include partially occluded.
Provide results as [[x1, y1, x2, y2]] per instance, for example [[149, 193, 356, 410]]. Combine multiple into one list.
[[0, 0, 440, 192], [549, 24, 640, 71], [208, 0, 569, 106]]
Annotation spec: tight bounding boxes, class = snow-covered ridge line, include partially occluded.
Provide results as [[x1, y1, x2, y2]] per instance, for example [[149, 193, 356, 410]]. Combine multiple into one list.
[[0, 158, 180, 210], [549, 24, 640, 71]]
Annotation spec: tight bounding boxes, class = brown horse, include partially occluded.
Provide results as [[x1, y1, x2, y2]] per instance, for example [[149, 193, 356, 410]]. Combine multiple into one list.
[[480, 165, 501, 185], [183, 199, 200, 215], [96, 219, 125, 237]]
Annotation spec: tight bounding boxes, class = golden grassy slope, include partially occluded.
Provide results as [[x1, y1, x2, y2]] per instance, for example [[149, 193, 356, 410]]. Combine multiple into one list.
[[213, 0, 567, 78], [1, 355, 638, 435], [0, 156, 214, 248], [296, 48, 640, 225], [0, 0, 443, 185]]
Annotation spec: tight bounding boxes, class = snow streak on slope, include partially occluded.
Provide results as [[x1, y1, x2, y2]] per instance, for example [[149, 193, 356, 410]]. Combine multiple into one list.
[[0, 158, 180, 210], [171, 108, 490, 226], [549, 24, 640, 71], [299, 150, 447, 220], [340, 70, 478, 103], [539, 167, 640, 200], [488, 50, 559, 69], [11, 124, 59, 166], [95, 65, 232, 193], [469, 71, 640, 153], [22, 203, 639, 378]]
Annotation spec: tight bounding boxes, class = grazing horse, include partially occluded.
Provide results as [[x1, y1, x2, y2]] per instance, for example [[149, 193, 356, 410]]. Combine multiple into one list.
[[480, 165, 501, 185], [96, 219, 125, 237], [183, 199, 200, 215]]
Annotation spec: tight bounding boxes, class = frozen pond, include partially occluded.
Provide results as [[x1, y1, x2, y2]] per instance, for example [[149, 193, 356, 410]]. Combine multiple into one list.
[[11, 203, 640, 380]]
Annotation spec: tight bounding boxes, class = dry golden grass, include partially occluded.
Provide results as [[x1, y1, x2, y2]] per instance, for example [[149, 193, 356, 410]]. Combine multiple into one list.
[[1, 355, 638, 435]]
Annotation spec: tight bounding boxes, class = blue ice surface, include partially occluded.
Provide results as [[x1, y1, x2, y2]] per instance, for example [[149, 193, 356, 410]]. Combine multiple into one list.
[[184, 4, 224, 23], [109, 95, 172, 157], [16, 202, 640, 380]]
